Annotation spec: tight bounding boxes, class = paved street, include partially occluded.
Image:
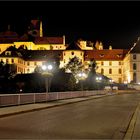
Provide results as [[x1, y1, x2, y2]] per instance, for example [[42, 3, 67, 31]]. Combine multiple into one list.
[[0, 93, 140, 139]]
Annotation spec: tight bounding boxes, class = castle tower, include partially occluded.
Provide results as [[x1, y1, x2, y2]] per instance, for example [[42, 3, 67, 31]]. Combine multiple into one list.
[[40, 20, 43, 37], [28, 19, 43, 37]]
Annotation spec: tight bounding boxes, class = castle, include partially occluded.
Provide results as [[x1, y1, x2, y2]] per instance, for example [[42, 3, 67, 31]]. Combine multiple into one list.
[[0, 19, 139, 84]]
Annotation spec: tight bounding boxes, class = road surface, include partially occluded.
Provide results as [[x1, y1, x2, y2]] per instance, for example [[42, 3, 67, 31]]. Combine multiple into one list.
[[0, 93, 140, 139]]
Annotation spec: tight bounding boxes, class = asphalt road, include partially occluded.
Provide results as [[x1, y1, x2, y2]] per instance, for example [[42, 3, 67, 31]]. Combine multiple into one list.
[[0, 93, 140, 139]]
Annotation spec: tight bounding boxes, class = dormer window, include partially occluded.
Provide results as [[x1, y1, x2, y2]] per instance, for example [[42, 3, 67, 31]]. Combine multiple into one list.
[[5, 51, 11, 56], [71, 52, 74, 55], [117, 54, 122, 57], [100, 54, 104, 57]]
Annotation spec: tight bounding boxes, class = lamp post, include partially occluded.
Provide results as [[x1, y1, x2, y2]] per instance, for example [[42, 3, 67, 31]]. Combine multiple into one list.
[[96, 76, 102, 90], [77, 72, 87, 91], [109, 79, 114, 90], [41, 64, 53, 93]]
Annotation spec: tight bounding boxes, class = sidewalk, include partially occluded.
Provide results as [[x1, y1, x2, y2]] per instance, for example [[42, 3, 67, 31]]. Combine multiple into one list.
[[124, 102, 140, 140], [0, 93, 112, 118]]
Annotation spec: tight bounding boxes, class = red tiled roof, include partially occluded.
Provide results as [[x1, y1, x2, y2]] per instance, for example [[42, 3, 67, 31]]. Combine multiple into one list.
[[23, 50, 63, 61], [34, 37, 63, 44], [0, 31, 19, 37], [84, 49, 129, 61]]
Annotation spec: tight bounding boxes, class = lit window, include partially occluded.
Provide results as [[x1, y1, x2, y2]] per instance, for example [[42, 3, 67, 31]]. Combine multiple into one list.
[[27, 62, 30, 66], [101, 68, 104, 74], [109, 61, 112, 66], [6, 59, 9, 63], [34, 62, 37, 66], [133, 63, 137, 70], [109, 69, 112, 74], [119, 61, 121, 65], [119, 78, 122, 83], [119, 68, 122, 74], [11, 59, 14, 63], [133, 54, 136, 60], [101, 61, 104, 66]]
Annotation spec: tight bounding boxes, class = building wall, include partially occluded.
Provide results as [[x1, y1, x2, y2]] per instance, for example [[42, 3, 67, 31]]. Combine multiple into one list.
[[35, 44, 66, 50], [96, 60, 123, 83], [0, 44, 13, 54], [62, 50, 84, 67], [14, 42, 35, 50], [79, 41, 93, 50], [0, 40, 136, 84]]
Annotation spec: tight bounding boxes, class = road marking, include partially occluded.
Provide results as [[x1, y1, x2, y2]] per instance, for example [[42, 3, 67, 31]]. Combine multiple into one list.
[[123, 102, 140, 140]]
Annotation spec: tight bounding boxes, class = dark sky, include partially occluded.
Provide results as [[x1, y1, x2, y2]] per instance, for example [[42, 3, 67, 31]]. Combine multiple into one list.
[[0, 1, 140, 49]]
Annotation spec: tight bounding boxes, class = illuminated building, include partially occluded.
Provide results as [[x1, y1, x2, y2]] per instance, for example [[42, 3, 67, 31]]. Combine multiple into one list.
[[0, 19, 139, 84]]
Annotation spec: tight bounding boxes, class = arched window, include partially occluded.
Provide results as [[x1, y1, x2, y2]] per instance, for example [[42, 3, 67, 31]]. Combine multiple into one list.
[[119, 68, 122, 74], [133, 54, 136, 60], [133, 63, 137, 70], [101, 61, 104, 66], [133, 72, 137, 83], [71, 52, 74, 55], [109, 69, 112, 74], [101, 68, 104, 74]]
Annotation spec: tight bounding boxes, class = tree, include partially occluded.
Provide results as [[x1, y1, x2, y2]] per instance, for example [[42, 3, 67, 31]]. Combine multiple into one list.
[[65, 56, 84, 78], [86, 58, 98, 90], [0, 60, 16, 79], [50, 68, 77, 92]]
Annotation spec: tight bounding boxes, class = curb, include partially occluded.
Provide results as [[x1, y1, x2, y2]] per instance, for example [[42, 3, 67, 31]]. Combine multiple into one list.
[[0, 94, 112, 118], [123, 102, 140, 140]]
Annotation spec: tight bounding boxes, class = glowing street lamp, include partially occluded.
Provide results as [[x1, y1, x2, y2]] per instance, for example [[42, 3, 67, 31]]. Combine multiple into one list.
[[47, 64, 53, 70], [77, 72, 87, 91], [96, 76, 102, 90], [41, 64, 53, 93], [96, 76, 102, 82], [42, 65, 47, 71]]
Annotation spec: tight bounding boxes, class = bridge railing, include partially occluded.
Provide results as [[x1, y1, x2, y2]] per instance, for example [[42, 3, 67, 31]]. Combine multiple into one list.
[[0, 90, 109, 107]]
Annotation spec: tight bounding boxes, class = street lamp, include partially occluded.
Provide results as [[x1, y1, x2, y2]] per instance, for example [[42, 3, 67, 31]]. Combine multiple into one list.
[[109, 79, 114, 90], [77, 72, 87, 91], [96, 76, 102, 90], [41, 64, 53, 93]]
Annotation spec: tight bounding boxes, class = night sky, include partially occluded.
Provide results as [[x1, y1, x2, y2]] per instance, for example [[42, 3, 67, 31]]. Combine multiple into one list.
[[0, 1, 140, 49]]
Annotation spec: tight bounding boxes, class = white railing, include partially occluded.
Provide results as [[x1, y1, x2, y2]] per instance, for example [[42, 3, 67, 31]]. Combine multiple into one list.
[[0, 90, 108, 107]]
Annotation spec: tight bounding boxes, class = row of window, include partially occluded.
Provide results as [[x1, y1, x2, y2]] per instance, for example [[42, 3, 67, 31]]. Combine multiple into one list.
[[1, 58, 14, 64], [100, 68, 122, 74], [17, 67, 31, 73], [37, 46, 63, 50], [100, 61, 122, 66], [64, 52, 83, 56], [0, 58, 40, 66]]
